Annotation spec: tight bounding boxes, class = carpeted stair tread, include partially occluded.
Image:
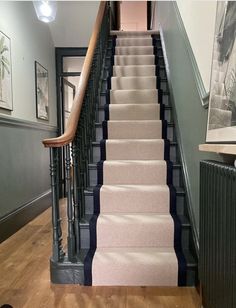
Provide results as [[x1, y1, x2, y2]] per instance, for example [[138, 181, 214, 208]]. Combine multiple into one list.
[[103, 139, 165, 160], [116, 35, 152, 39], [111, 76, 157, 90], [98, 184, 170, 213], [110, 89, 159, 104], [108, 104, 160, 120], [92, 247, 178, 286], [113, 65, 156, 77], [116, 37, 153, 46], [115, 46, 154, 55], [115, 33, 153, 39], [85, 31, 186, 287], [105, 120, 164, 139], [96, 213, 174, 248], [114, 55, 155, 66], [101, 160, 168, 185]]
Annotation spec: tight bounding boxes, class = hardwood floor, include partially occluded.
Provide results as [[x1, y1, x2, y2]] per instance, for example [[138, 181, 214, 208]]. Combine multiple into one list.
[[0, 200, 201, 308]]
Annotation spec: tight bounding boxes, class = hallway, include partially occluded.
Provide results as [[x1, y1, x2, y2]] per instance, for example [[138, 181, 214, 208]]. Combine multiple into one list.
[[1, 1, 235, 307], [0, 201, 200, 308]]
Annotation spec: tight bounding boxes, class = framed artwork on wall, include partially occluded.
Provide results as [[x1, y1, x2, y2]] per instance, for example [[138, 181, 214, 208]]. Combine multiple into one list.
[[206, 2, 236, 143], [35, 61, 49, 120], [0, 30, 13, 111]]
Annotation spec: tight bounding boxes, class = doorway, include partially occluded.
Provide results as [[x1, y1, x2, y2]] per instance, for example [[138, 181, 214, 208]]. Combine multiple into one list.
[[55, 48, 87, 196], [119, 1, 147, 31]]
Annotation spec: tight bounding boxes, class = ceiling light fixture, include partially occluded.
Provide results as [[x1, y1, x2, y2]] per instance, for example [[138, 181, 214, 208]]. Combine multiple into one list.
[[33, 1, 57, 23]]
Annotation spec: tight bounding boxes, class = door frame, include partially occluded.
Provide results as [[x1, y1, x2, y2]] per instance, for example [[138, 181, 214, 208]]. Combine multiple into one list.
[[55, 47, 87, 197], [117, 1, 148, 31], [61, 78, 76, 128], [55, 47, 87, 136]]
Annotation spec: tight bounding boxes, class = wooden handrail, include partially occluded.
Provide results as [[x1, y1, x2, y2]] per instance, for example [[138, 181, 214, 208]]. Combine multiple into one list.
[[43, 1, 107, 148]]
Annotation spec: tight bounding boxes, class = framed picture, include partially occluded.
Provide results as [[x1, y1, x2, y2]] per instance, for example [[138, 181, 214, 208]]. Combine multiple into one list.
[[35, 61, 49, 120], [0, 31, 13, 110], [206, 2, 236, 143]]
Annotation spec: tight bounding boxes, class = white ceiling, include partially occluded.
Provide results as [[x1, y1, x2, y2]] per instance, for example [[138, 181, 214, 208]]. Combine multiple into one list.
[[48, 1, 99, 47]]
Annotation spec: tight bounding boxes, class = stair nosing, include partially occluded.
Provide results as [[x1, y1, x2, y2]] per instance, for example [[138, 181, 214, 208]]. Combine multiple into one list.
[[80, 213, 191, 229]]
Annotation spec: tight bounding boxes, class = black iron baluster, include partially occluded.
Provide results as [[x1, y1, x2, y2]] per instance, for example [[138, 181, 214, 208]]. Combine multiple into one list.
[[55, 147, 64, 259], [72, 134, 80, 257], [78, 124, 85, 218], [50, 147, 64, 262], [48, 3, 111, 267], [65, 144, 76, 261]]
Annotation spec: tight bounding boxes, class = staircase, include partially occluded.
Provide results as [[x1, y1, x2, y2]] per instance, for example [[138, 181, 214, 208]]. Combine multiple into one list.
[[43, 3, 198, 284], [82, 31, 198, 286]]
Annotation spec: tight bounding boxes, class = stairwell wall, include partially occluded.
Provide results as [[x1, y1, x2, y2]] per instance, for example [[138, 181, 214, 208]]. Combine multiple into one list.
[[0, 2, 57, 241], [176, 0, 217, 91], [48, 1, 100, 47], [155, 1, 222, 248]]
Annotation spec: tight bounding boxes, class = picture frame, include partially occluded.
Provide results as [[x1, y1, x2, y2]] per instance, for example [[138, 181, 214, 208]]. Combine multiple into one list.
[[35, 61, 49, 121], [0, 30, 13, 111], [206, 2, 236, 143]]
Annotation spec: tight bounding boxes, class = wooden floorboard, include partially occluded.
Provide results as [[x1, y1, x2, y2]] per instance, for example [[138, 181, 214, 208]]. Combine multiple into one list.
[[0, 199, 201, 308]]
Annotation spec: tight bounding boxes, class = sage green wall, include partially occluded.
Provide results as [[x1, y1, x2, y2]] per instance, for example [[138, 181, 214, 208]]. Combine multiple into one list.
[[0, 2, 57, 218], [0, 1, 57, 125], [156, 2, 221, 242], [0, 121, 56, 217]]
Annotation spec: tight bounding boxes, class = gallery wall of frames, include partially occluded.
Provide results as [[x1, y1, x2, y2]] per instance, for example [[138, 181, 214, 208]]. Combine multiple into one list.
[[206, 1, 236, 143]]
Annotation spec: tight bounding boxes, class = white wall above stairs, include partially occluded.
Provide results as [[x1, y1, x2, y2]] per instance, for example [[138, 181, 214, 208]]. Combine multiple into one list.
[[176, 0, 217, 91], [153, 0, 217, 92], [48, 1, 99, 47]]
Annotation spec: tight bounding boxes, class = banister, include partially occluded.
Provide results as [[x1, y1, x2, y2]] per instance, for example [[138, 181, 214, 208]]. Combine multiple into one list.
[[42, 1, 107, 148], [45, 0, 110, 279]]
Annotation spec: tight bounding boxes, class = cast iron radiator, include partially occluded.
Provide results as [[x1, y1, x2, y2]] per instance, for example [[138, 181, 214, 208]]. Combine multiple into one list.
[[200, 160, 236, 308]]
